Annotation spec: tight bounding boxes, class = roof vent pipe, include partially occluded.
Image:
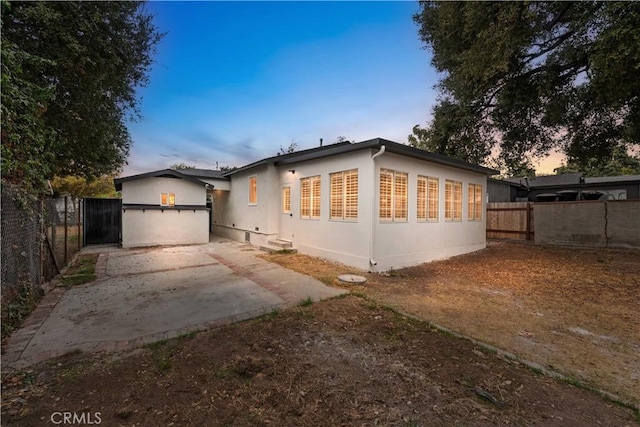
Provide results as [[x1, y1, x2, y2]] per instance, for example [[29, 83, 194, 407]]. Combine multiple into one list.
[[320, 138, 323, 147]]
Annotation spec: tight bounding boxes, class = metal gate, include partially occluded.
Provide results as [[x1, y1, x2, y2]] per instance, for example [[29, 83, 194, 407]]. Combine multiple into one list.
[[83, 198, 122, 245]]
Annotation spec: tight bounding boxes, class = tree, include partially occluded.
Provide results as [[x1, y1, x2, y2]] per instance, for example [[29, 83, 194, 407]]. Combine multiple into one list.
[[219, 165, 237, 172], [413, 2, 640, 175], [1, 1, 162, 194], [555, 145, 640, 177], [278, 142, 298, 155], [170, 163, 196, 170], [51, 175, 119, 198]]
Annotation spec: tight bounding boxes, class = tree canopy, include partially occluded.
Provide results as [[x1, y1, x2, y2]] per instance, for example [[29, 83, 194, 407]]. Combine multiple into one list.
[[51, 175, 119, 199], [413, 1, 640, 175], [1, 1, 162, 194], [170, 163, 196, 170], [554, 145, 640, 177]]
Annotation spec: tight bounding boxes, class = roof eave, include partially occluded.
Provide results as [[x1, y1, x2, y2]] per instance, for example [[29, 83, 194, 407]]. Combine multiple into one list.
[[114, 169, 211, 191]]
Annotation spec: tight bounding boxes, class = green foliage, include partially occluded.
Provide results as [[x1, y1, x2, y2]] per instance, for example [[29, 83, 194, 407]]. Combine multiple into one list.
[[299, 297, 314, 307], [1, 1, 163, 196], [170, 163, 196, 170], [51, 175, 119, 198], [1, 281, 40, 341], [278, 142, 299, 155], [60, 254, 97, 287], [414, 2, 640, 175], [555, 145, 640, 177], [219, 165, 238, 172]]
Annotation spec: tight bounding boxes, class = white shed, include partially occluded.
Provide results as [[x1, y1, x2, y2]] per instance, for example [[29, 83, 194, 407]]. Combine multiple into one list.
[[114, 169, 228, 248]]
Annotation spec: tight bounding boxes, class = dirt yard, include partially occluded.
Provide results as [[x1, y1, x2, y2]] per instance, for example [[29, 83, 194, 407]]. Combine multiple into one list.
[[264, 241, 640, 408], [2, 295, 637, 426], [2, 241, 638, 425]]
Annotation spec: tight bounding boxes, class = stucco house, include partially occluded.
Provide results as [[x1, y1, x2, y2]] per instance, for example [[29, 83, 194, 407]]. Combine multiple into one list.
[[114, 168, 229, 247], [115, 138, 497, 272]]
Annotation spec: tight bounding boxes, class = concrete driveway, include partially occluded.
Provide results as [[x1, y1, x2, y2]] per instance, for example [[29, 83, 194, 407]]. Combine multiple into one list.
[[4, 238, 347, 369]]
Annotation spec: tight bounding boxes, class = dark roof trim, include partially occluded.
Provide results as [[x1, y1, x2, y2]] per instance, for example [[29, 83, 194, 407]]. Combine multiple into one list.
[[114, 169, 212, 191], [122, 204, 209, 211], [226, 138, 498, 176], [488, 177, 525, 188]]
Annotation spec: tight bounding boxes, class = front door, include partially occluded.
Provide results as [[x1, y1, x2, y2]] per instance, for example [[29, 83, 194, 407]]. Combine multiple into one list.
[[280, 184, 294, 241]]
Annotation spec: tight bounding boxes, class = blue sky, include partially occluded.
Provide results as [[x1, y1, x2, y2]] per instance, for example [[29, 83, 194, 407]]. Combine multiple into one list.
[[124, 1, 438, 175], [124, 1, 564, 176]]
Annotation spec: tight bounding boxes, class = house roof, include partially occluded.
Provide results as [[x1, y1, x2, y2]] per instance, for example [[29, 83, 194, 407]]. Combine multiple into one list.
[[114, 169, 213, 191], [177, 168, 228, 179], [225, 138, 498, 176], [585, 174, 640, 184], [488, 177, 525, 188], [502, 173, 640, 189], [504, 173, 583, 188]]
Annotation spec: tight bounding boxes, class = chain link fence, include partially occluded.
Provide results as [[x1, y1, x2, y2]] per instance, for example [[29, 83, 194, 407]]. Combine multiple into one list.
[[43, 195, 83, 279], [1, 184, 83, 339]]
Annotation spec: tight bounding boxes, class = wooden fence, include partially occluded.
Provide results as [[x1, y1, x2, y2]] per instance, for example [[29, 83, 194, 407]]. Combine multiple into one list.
[[486, 202, 533, 240]]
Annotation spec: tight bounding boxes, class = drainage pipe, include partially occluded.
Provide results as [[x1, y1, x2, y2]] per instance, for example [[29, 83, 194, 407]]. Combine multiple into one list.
[[369, 145, 386, 268]]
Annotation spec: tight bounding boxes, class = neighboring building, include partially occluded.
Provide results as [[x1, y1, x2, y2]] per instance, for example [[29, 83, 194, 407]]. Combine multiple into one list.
[[114, 169, 229, 247], [115, 138, 498, 272], [489, 173, 640, 202]]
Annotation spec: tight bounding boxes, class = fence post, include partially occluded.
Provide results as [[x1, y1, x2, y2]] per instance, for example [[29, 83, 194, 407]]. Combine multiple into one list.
[[77, 198, 81, 252], [64, 196, 68, 265], [40, 198, 45, 285], [526, 202, 532, 241]]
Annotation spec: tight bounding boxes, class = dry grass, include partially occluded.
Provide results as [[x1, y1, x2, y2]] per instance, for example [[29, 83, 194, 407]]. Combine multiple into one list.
[[262, 241, 640, 406]]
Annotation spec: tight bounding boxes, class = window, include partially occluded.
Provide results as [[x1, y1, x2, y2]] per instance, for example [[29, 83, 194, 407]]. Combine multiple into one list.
[[379, 169, 408, 222], [161, 193, 175, 207], [445, 180, 462, 221], [468, 183, 483, 221], [282, 186, 291, 214], [300, 176, 321, 219], [417, 176, 439, 221], [248, 176, 257, 205], [330, 169, 358, 220]]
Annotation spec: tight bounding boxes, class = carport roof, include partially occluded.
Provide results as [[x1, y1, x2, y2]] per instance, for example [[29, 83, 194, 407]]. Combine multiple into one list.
[[224, 138, 498, 176], [114, 169, 215, 191]]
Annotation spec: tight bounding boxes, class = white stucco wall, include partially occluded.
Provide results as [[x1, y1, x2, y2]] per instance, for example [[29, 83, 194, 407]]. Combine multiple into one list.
[[372, 152, 487, 271], [120, 177, 209, 247], [214, 148, 488, 272], [213, 164, 280, 247], [276, 150, 374, 270], [201, 178, 230, 191], [122, 177, 206, 205], [121, 209, 209, 248]]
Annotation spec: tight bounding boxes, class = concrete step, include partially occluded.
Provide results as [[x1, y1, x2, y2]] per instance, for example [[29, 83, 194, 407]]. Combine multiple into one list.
[[267, 239, 293, 249], [260, 244, 298, 254]]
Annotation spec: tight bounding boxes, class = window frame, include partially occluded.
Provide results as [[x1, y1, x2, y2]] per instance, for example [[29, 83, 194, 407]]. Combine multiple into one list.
[[445, 179, 462, 222], [248, 175, 257, 206], [300, 175, 321, 220], [330, 169, 358, 221], [468, 183, 483, 221], [282, 186, 291, 214], [160, 193, 175, 207], [417, 175, 439, 222], [379, 169, 408, 222]]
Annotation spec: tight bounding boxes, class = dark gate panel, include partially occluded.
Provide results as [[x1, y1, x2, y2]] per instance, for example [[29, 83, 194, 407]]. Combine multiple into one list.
[[83, 198, 122, 245]]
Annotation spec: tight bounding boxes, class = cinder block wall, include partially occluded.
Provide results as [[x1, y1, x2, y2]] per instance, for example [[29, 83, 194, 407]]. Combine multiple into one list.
[[534, 200, 640, 249], [607, 201, 640, 248]]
